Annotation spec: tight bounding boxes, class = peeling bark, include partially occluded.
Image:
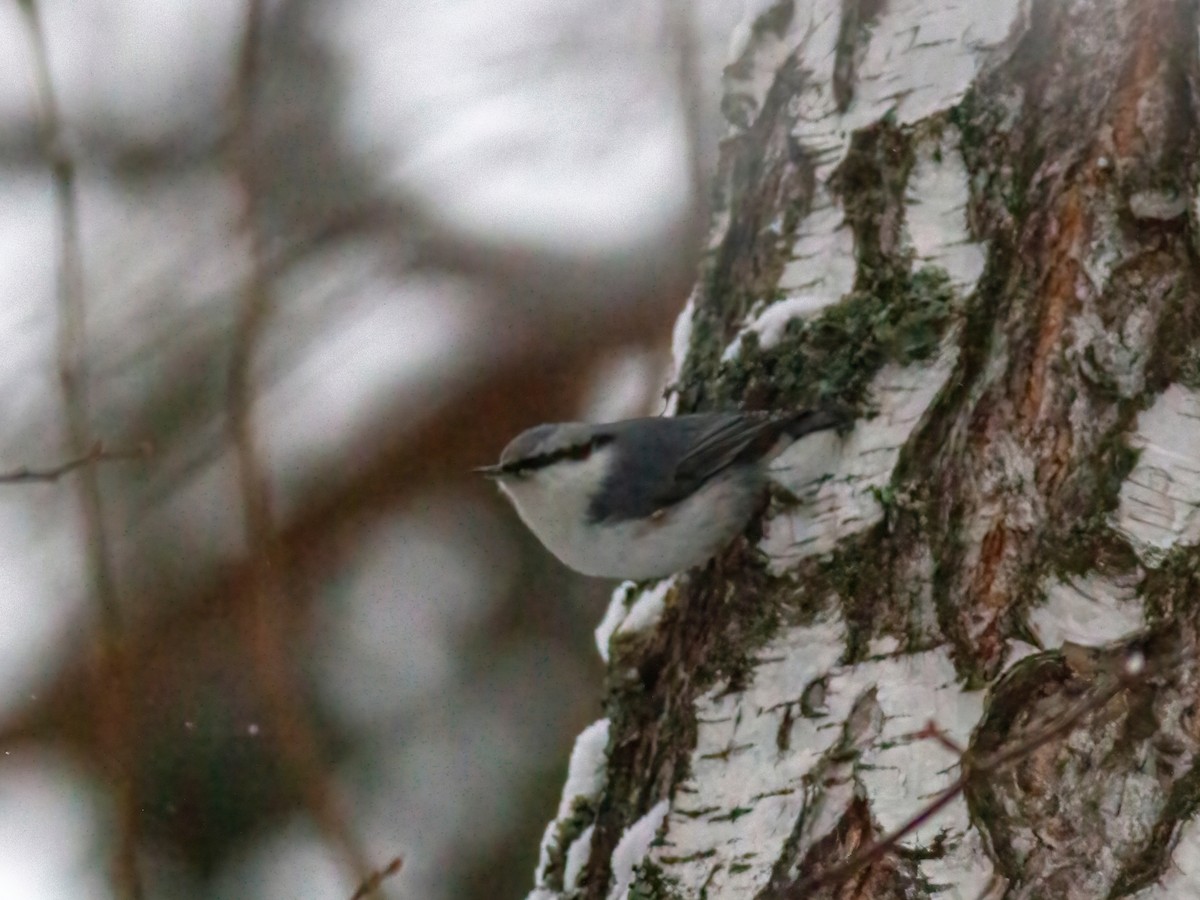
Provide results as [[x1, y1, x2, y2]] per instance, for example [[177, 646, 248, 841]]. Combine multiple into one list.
[[528, 1, 1200, 898]]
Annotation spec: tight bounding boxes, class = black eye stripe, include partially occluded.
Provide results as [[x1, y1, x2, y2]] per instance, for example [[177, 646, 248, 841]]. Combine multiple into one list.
[[501, 434, 613, 476]]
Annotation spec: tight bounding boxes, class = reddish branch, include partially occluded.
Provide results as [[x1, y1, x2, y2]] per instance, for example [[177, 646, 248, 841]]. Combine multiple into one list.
[[774, 652, 1145, 897], [226, 2, 387, 896], [17, 2, 145, 897], [348, 856, 404, 900], [0, 442, 151, 484]]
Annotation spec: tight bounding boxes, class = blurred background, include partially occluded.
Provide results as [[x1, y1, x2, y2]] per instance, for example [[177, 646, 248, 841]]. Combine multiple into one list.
[[0, 0, 739, 897]]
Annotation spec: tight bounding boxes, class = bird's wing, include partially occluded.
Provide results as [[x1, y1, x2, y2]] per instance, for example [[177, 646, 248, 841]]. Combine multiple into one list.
[[670, 413, 781, 488]]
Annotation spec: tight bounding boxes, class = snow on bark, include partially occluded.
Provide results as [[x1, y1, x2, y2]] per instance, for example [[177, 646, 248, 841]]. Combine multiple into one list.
[[595, 578, 678, 664], [532, 719, 611, 892], [761, 338, 958, 569], [1112, 385, 1200, 567], [664, 294, 697, 416], [563, 825, 595, 894], [607, 800, 670, 900]]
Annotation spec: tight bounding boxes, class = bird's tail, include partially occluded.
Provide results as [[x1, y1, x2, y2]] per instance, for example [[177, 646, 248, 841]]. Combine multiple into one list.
[[779, 404, 854, 440]]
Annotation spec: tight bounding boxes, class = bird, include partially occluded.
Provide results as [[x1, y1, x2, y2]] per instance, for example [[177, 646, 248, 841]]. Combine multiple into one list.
[[476, 408, 847, 579]]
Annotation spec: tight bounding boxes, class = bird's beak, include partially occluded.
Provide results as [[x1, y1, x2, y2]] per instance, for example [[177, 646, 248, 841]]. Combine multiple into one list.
[[473, 464, 504, 479]]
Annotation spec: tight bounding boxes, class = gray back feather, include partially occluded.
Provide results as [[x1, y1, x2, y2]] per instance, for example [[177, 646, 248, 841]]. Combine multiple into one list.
[[586, 411, 831, 523]]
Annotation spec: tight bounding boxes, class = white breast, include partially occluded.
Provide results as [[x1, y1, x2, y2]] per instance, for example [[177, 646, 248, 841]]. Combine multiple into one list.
[[498, 448, 761, 579]]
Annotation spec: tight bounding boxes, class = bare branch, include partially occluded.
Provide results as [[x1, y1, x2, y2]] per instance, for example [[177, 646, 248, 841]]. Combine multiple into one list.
[[0, 442, 151, 484], [775, 657, 1142, 897], [912, 719, 967, 757], [348, 856, 404, 900], [226, 3, 386, 897], [17, 3, 144, 897]]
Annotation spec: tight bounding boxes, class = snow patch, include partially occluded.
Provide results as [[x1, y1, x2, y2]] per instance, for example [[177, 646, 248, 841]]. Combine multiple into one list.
[[595, 583, 634, 664], [608, 800, 670, 900], [1028, 572, 1144, 649], [1111, 385, 1200, 566], [533, 718, 610, 887], [594, 578, 676, 663], [654, 615, 987, 895], [562, 824, 594, 892], [558, 719, 611, 819], [618, 578, 673, 638], [670, 292, 695, 374], [664, 293, 697, 415], [761, 337, 959, 570]]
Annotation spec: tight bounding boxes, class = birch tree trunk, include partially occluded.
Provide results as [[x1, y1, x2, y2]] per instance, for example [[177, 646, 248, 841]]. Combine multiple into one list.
[[528, 1, 1200, 897]]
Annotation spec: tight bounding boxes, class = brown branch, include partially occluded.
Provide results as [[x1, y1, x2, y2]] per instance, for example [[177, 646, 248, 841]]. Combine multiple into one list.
[[0, 442, 151, 484], [348, 856, 404, 900], [912, 719, 967, 757], [778, 653, 1143, 897], [226, 3, 386, 897], [17, 3, 144, 897]]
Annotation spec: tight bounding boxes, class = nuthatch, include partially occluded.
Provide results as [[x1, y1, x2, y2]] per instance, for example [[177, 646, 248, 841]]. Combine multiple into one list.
[[477, 409, 845, 578]]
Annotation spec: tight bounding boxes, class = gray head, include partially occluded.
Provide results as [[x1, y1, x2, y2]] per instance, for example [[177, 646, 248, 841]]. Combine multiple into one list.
[[475, 422, 611, 480]]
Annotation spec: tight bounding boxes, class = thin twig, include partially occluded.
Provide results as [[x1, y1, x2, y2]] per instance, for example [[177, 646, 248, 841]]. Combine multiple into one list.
[[226, 3, 385, 896], [349, 856, 404, 900], [781, 665, 1136, 896], [913, 719, 967, 757], [17, 3, 144, 898], [0, 441, 151, 484]]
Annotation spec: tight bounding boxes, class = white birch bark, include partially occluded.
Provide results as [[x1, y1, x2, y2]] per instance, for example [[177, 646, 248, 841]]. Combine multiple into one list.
[[529, 1, 1200, 897]]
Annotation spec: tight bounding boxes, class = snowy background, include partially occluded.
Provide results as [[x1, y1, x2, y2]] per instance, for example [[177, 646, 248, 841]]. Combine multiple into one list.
[[0, 0, 739, 897]]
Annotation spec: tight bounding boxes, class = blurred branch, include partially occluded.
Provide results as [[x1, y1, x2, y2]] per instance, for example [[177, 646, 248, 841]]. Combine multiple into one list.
[[349, 856, 404, 900], [0, 117, 222, 179], [0, 442, 151, 484], [17, 2, 144, 898], [665, 0, 709, 244], [0, 261, 677, 737], [227, 2, 385, 895], [776, 653, 1145, 897]]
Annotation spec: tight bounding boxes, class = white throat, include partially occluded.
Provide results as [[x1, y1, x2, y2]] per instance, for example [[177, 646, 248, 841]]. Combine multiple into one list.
[[496, 446, 758, 579], [498, 448, 613, 571]]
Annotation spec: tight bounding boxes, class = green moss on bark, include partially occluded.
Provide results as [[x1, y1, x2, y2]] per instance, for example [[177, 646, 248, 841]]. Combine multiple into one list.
[[711, 265, 957, 413]]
